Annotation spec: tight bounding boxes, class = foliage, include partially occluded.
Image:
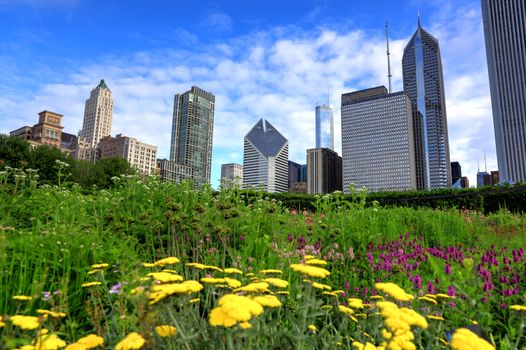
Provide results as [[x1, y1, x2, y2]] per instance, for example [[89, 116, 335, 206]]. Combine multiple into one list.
[[0, 173, 525, 349]]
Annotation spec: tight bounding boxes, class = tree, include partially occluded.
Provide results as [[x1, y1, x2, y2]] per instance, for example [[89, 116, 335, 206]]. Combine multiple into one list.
[[0, 135, 31, 169], [28, 145, 74, 185], [94, 157, 135, 188]]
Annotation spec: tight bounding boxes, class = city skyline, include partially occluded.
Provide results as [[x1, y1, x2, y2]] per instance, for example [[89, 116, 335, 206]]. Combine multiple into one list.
[[0, 1, 496, 188]]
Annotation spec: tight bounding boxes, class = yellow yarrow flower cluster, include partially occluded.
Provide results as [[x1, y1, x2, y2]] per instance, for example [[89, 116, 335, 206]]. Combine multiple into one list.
[[348, 298, 365, 309], [352, 341, 384, 350], [509, 305, 526, 312], [375, 283, 414, 302], [251, 295, 282, 308], [81, 282, 102, 288], [234, 282, 270, 293], [290, 264, 330, 279], [12, 295, 32, 301], [115, 332, 145, 350], [259, 269, 283, 274], [310, 281, 332, 290], [91, 263, 109, 269], [200, 277, 242, 289], [186, 262, 223, 272], [304, 258, 328, 266], [149, 280, 203, 305], [262, 278, 289, 288], [9, 315, 40, 330], [146, 272, 184, 283], [450, 328, 495, 350], [155, 325, 177, 337], [223, 268, 243, 275], [376, 301, 428, 350], [34, 332, 67, 350], [37, 309, 67, 318], [66, 334, 104, 349], [209, 294, 264, 327]]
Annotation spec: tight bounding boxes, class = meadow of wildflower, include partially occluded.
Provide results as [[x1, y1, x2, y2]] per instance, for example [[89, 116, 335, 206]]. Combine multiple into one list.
[[0, 167, 525, 349]]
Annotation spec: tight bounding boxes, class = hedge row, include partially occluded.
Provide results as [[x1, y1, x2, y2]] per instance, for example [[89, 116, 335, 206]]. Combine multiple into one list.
[[234, 184, 526, 214]]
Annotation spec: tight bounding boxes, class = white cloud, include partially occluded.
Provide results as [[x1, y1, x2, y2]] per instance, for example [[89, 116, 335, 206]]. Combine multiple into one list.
[[0, 2, 494, 188]]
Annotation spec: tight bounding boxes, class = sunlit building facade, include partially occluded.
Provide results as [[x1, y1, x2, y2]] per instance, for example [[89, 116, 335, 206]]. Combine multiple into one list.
[[315, 104, 334, 150], [481, 0, 526, 183], [402, 21, 451, 190]]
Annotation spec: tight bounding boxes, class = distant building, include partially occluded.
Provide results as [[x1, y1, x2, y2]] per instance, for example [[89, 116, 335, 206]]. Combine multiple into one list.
[[10, 111, 73, 152], [460, 176, 470, 188], [490, 170, 499, 185], [221, 163, 243, 188], [289, 182, 307, 193], [76, 79, 114, 161], [341, 86, 417, 193], [315, 103, 334, 150], [477, 171, 491, 188], [307, 147, 342, 194], [166, 86, 215, 187], [98, 134, 157, 175], [482, 0, 526, 183], [243, 119, 288, 193], [402, 19, 452, 189], [451, 162, 466, 188], [299, 164, 307, 182], [288, 160, 302, 188], [158, 159, 194, 184]]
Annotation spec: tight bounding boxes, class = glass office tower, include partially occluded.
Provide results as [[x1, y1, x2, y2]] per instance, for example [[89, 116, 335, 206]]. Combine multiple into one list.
[[315, 104, 334, 150]]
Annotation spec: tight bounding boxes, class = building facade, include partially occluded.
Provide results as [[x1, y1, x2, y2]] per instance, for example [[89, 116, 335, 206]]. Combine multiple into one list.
[[243, 119, 288, 193], [168, 86, 215, 187], [341, 86, 417, 193], [10, 111, 71, 151], [481, 0, 526, 183], [451, 161, 462, 187], [402, 20, 452, 189], [306, 147, 342, 194], [79, 79, 114, 148], [288, 160, 302, 188], [221, 163, 243, 188], [98, 134, 158, 175], [315, 104, 334, 150]]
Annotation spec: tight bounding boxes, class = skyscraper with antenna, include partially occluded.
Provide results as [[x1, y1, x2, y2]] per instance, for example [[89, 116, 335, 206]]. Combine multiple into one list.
[[315, 90, 334, 150]]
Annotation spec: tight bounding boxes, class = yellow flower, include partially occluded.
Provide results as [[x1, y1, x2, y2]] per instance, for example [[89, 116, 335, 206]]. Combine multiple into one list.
[[374, 282, 414, 301], [338, 305, 355, 316], [262, 278, 289, 288], [0, 321, 5, 328], [308, 324, 317, 332], [37, 309, 67, 318], [369, 295, 384, 300], [311, 282, 332, 290], [239, 321, 252, 329], [148, 281, 203, 304], [450, 328, 495, 350], [115, 332, 145, 350], [352, 341, 379, 349], [35, 333, 67, 350], [87, 270, 101, 275], [509, 305, 526, 312], [234, 282, 270, 293], [76, 334, 104, 348], [146, 272, 184, 283], [290, 264, 331, 278], [259, 269, 283, 274], [142, 263, 156, 268], [435, 293, 455, 299], [154, 257, 180, 266], [423, 294, 436, 299], [65, 344, 86, 350], [91, 263, 109, 269], [304, 255, 316, 260], [156, 325, 177, 337], [276, 291, 289, 295], [348, 298, 365, 309], [305, 258, 328, 266], [209, 294, 264, 327], [12, 295, 32, 301], [189, 298, 200, 304], [9, 315, 40, 330], [322, 291, 340, 297], [252, 295, 282, 308], [418, 296, 437, 305], [81, 282, 102, 288], [427, 315, 445, 321], [223, 268, 243, 275]]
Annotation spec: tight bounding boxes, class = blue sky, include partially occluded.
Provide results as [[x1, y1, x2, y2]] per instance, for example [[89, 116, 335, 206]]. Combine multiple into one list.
[[0, 0, 495, 188]]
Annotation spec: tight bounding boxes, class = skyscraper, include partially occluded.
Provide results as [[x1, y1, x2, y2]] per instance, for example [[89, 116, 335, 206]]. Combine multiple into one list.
[[341, 86, 417, 192], [315, 103, 334, 150], [168, 86, 215, 187], [80, 79, 114, 148], [243, 119, 288, 193], [221, 163, 243, 188], [481, 0, 526, 183], [98, 134, 158, 175], [307, 147, 342, 194], [402, 20, 452, 189]]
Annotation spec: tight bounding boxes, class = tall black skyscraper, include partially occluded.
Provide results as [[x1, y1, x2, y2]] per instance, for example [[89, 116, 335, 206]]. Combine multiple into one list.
[[402, 19, 452, 190], [481, 0, 526, 183]]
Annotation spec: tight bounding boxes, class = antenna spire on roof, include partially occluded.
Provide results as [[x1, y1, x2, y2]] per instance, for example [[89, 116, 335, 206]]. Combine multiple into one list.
[[385, 19, 392, 94], [417, 12, 421, 28]]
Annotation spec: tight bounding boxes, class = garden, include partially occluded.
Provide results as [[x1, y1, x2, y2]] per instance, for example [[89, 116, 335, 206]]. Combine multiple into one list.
[[0, 166, 525, 349]]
